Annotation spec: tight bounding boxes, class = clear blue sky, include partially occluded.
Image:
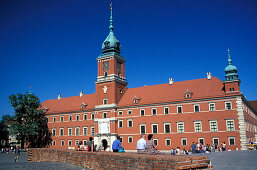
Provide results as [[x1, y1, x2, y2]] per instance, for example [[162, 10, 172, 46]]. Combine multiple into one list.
[[1, 0, 257, 119]]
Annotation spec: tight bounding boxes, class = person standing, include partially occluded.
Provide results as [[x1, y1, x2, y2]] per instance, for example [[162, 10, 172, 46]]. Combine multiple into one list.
[[137, 135, 147, 154], [112, 136, 121, 152], [86, 137, 94, 152], [222, 141, 226, 151], [14, 147, 20, 162], [191, 142, 196, 154]]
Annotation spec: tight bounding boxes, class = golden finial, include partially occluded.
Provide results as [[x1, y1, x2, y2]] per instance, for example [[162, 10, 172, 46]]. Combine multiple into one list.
[[228, 48, 230, 52], [110, 3, 112, 10]]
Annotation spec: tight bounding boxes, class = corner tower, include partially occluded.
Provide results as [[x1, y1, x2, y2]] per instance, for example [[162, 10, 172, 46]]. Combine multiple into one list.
[[223, 49, 240, 93], [95, 5, 127, 108]]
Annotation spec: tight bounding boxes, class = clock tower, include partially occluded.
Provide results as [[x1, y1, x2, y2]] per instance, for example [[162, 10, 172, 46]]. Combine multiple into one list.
[[95, 6, 127, 109]]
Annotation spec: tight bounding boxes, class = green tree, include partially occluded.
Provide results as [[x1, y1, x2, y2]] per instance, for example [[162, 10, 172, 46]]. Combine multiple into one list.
[[0, 114, 12, 148], [9, 92, 51, 148]]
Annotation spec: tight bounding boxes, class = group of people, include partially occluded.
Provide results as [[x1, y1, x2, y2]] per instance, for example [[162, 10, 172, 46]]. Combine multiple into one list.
[[137, 134, 162, 154], [190, 141, 227, 154], [77, 137, 95, 152]]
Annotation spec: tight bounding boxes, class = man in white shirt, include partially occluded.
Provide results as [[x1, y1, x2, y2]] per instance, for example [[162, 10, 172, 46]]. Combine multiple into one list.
[[137, 134, 146, 153]]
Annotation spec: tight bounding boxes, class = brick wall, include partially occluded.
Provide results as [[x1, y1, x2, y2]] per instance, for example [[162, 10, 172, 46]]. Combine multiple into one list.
[[28, 148, 213, 169]]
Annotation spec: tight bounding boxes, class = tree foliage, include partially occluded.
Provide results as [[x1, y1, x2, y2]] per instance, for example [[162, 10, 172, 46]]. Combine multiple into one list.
[[0, 114, 12, 147], [9, 92, 51, 148]]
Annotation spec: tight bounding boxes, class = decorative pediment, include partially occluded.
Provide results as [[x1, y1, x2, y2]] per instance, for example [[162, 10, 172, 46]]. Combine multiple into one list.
[[81, 102, 88, 109], [43, 107, 48, 113], [184, 89, 193, 99], [133, 96, 141, 104]]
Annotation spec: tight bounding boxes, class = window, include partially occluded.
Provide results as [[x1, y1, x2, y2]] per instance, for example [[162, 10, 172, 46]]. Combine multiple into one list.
[[83, 127, 88, 136], [103, 98, 108, 105], [118, 111, 123, 115], [177, 106, 182, 113], [75, 140, 79, 146], [46, 117, 49, 122], [140, 124, 146, 134], [194, 121, 202, 132], [152, 124, 158, 134], [152, 108, 157, 115], [75, 127, 80, 136], [104, 71, 108, 77], [140, 109, 145, 116], [228, 137, 235, 145], [103, 112, 107, 118], [210, 120, 218, 132], [153, 139, 158, 146], [127, 110, 132, 115], [127, 119, 133, 127], [209, 103, 215, 111], [164, 107, 169, 114], [76, 115, 79, 121], [213, 138, 219, 145], [165, 139, 171, 146], [53, 117, 56, 122], [91, 127, 94, 135], [194, 104, 200, 112], [181, 138, 187, 146], [52, 128, 56, 136], [59, 128, 64, 136], [225, 102, 232, 110], [198, 138, 204, 145], [60, 116, 64, 122], [83, 140, 87, 146], [84, 114, 87, 120], [128, 136, 133, 143], [68, 140, 72, 146], [120, 136, 123, 143], [61, 140, 64, 146], [226, 120, 235, 131], [118, 120, 123, 128], [69, 115, 72, 121], [91, 113, 95, 120], [164, 123, 171, 133], [68, 128, 72, 136], [53, 140, 56, 146], [177, 122, 184, 133]]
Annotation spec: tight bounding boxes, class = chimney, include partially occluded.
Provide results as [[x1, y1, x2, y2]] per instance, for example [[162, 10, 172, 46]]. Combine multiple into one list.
[[80, 91, 84, 97], [207, 72, 212, 80], [169, 78, 174, 85], [58, 94, 62, 100]]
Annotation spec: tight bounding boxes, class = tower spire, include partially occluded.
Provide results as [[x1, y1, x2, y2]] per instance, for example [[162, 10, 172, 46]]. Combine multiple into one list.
[[109, 3, 114, 32], [227, 48, 232, 65], [224, 48, 239, 81]]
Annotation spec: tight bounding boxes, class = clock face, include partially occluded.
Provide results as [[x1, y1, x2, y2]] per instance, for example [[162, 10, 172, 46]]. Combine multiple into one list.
[[103, 61, 109, 70]]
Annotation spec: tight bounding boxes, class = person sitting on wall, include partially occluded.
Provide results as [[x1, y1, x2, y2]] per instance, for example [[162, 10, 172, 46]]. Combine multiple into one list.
[[86, 137, 94, 153], [146, 134, 161, 154], [137, 134, 147, 154], [112, 136, 121, 152]]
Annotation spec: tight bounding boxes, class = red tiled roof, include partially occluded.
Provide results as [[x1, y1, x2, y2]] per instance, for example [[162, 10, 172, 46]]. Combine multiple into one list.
[[249, 101, 257, 112], [41, 93, 96, 114], [118, 77, 230, 107]]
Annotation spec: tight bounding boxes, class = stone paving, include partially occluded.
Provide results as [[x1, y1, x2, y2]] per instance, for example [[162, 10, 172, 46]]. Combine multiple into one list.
[[0, 150, 256, 169], [0, 152, 83, 170]]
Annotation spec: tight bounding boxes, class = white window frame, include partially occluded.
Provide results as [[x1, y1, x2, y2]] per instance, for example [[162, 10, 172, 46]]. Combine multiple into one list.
[[69, 115, 72, 121], [53, 116, 56, 122], [198, 137, 205, 145], [91, 113, 95, 120], [84, 114, 87, 120], [128, 136, 133, 143], [68, 127, 72, 136], [177, 122, 184, 133], [194, 121, 202, 132], [61, 140, 64, 146], [83, 127, 88, 136], [59, 128, 64, 136], [177, 106, 182, 113], [140, 109, 145, 116], [118, 111, 123, 115], [165, 138, 171, 146], [140, 124, 146, 134], [228, 136, 235, 145], [152, 124, 158, 134], [164, 107, 169, 114], [194, 104, 200, 112], [209, 103, 216, 111], [127, 110, 132, 115], [118, 120, 123, 128], [127, 119, 133, 128], [46, 117, 49, 122], [83, 140, 87, 146], [103, 112, 107, 118], [153, 139, 158, 146], [75, 140, 79, 146], [181, 138, 187, 146], [53, 140, 56, 146], [76, 114, 79, 121], [152, 108, 157, 115], [225, 101, 232, 110], [120, 136, 123, 143], [103, 98, 108, 105], [52, 128, 56, 136], [91, 126, 94, 135], [68, 140, 72, 146], [212, 137, 219, 145], [75, 127, 80, 136], [164, 123, 171, 133], [226, 119, 235, 131], [209, 120, 218, 132], [60, 116, 64, 122]]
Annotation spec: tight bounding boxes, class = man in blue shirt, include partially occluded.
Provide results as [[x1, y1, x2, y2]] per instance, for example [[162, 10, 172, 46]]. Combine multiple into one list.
[[112, 136, 121, 152], [191, 142, 196, 154]]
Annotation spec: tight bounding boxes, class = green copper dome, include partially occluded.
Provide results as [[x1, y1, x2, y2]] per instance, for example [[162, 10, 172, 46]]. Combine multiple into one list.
[[102, 6, 121, 54], [224, 49, 239, 81]]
